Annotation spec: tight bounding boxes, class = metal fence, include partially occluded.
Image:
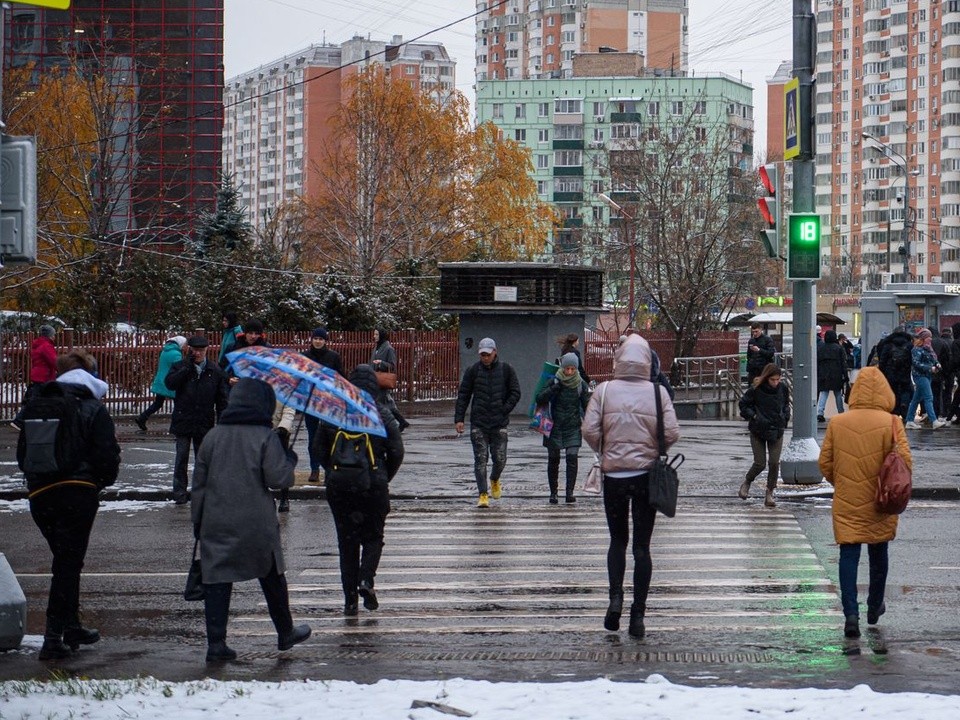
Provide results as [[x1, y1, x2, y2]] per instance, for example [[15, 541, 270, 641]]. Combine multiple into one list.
[[0, 328, 743, 420], [0, 329, 460, 420]]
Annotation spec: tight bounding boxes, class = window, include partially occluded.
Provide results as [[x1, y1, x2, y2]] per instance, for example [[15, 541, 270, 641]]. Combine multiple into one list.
[[554, 150, 583, 166], [648, 101, 660, 116], [515, 104, 526, 119], [538, 102, 550, 118], [536, 154, 550, 169], [694, 100, 706, 115], [554, 98, 583, 113], [671, 101, 684, 115], [592, 101, 606, 116], [514, 128, 526, 142], [538, 128, 550, 143], [492, 103, 504, 119]]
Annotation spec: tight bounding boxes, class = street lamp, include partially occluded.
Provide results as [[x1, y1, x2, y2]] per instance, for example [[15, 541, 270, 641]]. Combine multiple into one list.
[[598, 192, 635, 327], [862, 132, 921, 281]]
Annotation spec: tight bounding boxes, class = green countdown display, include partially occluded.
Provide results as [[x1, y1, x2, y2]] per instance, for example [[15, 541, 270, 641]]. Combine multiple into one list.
[[787, 213, 821, 280]]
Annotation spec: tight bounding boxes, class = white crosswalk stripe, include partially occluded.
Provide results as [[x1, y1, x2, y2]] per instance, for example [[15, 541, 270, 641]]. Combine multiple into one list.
[[236, 504, 841, 638]]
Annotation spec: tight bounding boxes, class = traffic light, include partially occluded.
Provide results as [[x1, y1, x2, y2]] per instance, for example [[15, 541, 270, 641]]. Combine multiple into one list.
[[757, 163, 780, 258], [787, 213, 822, 280]]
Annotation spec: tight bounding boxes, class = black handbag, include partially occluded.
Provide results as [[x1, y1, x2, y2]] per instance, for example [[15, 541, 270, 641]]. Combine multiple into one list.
[[184, 539, 205, 602], [648, 385, 684, 518]]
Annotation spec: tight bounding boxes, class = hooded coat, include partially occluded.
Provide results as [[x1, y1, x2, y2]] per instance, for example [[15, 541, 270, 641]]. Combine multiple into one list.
[[816, 330, 848, 392], [582, 335, 680, 474], [29, 335, 57, 384], [150, 339, 185, 398], [819, 367, 912, 545], [191, 378, 296, 584]]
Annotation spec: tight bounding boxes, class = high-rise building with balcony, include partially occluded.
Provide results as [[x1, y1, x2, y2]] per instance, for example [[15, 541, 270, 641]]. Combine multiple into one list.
[[475, 0, 688, 82], [223, 36, 455, 225], [814, 0, 959, 290], [3, 1, 224, 239]]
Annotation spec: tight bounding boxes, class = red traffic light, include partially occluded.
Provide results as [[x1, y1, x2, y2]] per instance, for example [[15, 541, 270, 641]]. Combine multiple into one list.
[[757, 197, 776, 228], [759, 165, 777, 196]]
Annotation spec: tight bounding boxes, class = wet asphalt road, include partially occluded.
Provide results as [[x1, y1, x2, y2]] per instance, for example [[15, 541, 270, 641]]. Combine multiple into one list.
[[2, 413, 960, 692]]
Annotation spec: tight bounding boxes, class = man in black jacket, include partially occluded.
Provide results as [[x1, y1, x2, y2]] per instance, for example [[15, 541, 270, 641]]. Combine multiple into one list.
[[745, 323, 777, 385], [454, 337, 521, 508], [165, 335, 229, 504]]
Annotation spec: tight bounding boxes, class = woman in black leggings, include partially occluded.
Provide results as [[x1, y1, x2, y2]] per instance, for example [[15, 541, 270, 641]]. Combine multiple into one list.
[[582, 334, 680, 639]]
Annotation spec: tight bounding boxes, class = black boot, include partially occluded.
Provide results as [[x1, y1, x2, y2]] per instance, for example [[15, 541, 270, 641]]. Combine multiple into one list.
[[63, 624, 100, 650], [204, 583, 236, 662], [547, 453, 560, 502], [278, 624, 312, 651], [628, 606, 645, 639], [603, 590, 623, 631], [135, 415, 148, 432], [565, 455, 578, 502], [278, 489, 290, 513], [359, 579, 379, 610], [38, 621, 71, 661], [844, 615, 861, 638], [344, 591, 359, 616]]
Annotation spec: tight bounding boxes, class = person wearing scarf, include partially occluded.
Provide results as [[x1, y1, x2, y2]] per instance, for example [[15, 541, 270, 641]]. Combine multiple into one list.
[[536, 352, 590, 504], [905, 328, 946, 429]]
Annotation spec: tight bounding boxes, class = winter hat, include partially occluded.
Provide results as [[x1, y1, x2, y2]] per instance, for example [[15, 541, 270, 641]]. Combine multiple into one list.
[[560, 352, 579, 369], [478, 337, 497, 354], [39, 324, 55, 338], [311, 327, 328, 340], [917, 328, 933, 340], [942, 327, 954, 338], [187, 335, 209, 348], [168, 335, 187, 349]]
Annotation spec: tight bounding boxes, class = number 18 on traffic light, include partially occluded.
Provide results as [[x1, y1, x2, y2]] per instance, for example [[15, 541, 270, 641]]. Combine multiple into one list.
[[787, 213, 821, 280]]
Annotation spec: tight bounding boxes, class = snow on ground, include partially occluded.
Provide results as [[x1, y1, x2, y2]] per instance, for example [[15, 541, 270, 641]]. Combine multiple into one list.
[[0, 499, 165, 514], [1, 671, 960, 719]]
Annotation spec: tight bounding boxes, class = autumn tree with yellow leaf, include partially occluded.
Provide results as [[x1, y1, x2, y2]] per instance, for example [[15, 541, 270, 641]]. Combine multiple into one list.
[[301, 65, 556, 282]]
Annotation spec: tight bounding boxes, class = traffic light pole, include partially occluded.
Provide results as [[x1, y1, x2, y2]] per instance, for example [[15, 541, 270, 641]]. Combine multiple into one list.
[[780, 0, 821, 484]]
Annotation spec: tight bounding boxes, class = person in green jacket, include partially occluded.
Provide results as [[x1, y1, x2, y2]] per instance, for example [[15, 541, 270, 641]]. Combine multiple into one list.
[[218, 311, 243, 369], [536, 353, 590, 504], [135, 336, 186, 432]]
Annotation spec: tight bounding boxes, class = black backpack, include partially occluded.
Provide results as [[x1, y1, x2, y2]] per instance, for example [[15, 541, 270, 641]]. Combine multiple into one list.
[[16, 382, 87, 481], [325, 429, 377, 493]]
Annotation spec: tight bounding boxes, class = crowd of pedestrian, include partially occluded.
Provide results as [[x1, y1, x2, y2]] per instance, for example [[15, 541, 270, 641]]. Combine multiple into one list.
[[17, 318, 936, 661]]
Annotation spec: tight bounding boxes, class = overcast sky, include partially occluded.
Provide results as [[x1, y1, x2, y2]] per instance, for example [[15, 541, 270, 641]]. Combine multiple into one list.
[[224, 0, 794, 160]]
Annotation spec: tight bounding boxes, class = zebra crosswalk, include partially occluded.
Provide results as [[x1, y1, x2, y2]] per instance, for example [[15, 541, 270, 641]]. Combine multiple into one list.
[[235, 503, 842, 640]]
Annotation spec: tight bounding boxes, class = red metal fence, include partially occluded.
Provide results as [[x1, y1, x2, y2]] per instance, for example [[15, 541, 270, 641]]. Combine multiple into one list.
[[0, 328, 738, 419]]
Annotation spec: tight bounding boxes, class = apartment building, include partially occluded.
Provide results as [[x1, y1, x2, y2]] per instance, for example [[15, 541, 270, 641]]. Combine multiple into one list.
[[3, 1, 224, 236], [476, 68, 753, 259], [475, 0, 688, 82], [814, 0, 960, 290], [223, 36, 455, 225]]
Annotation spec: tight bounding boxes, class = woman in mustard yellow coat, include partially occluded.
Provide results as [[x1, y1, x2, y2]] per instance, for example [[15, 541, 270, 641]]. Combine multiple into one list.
[[819, 366, 912, 639]]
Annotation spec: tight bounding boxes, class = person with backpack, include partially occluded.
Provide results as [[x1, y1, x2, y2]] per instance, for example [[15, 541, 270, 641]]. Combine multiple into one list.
[[165, 336, 229, 505], [135, 336, 186, 432], [819, 366, 912, 640], [536, 352, 590, 504], [17, 349, 121, 661], [315, 364, 404, 616], [454, 337, 522, 508], [191, 377, 311, 662], [870, 328, 914, 420]]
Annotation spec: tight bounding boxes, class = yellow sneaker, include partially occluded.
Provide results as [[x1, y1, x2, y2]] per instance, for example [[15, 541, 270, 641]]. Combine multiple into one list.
[[477, 493, 489, 508], [490, 480, 502, 499]]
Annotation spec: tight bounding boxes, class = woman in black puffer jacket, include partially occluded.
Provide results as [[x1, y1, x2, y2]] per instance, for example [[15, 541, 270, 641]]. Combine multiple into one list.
[[738, 363, 791, 508]]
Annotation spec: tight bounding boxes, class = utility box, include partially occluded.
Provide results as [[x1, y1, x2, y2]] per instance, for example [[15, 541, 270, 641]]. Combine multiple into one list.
[[0, 552, 27, 651], [439, 263, 605, 410], [0, 134, 38, 265]]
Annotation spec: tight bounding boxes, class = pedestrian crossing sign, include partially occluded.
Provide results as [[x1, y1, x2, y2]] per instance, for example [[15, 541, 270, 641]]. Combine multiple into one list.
[[784, 77, 800, 161]]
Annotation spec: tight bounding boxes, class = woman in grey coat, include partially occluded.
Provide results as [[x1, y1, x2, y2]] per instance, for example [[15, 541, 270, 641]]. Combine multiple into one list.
[[191, 377, 311, 662]]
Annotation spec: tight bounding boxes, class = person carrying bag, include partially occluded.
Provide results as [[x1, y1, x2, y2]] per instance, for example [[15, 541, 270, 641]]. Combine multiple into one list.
[[582, 334, 680, 640]]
